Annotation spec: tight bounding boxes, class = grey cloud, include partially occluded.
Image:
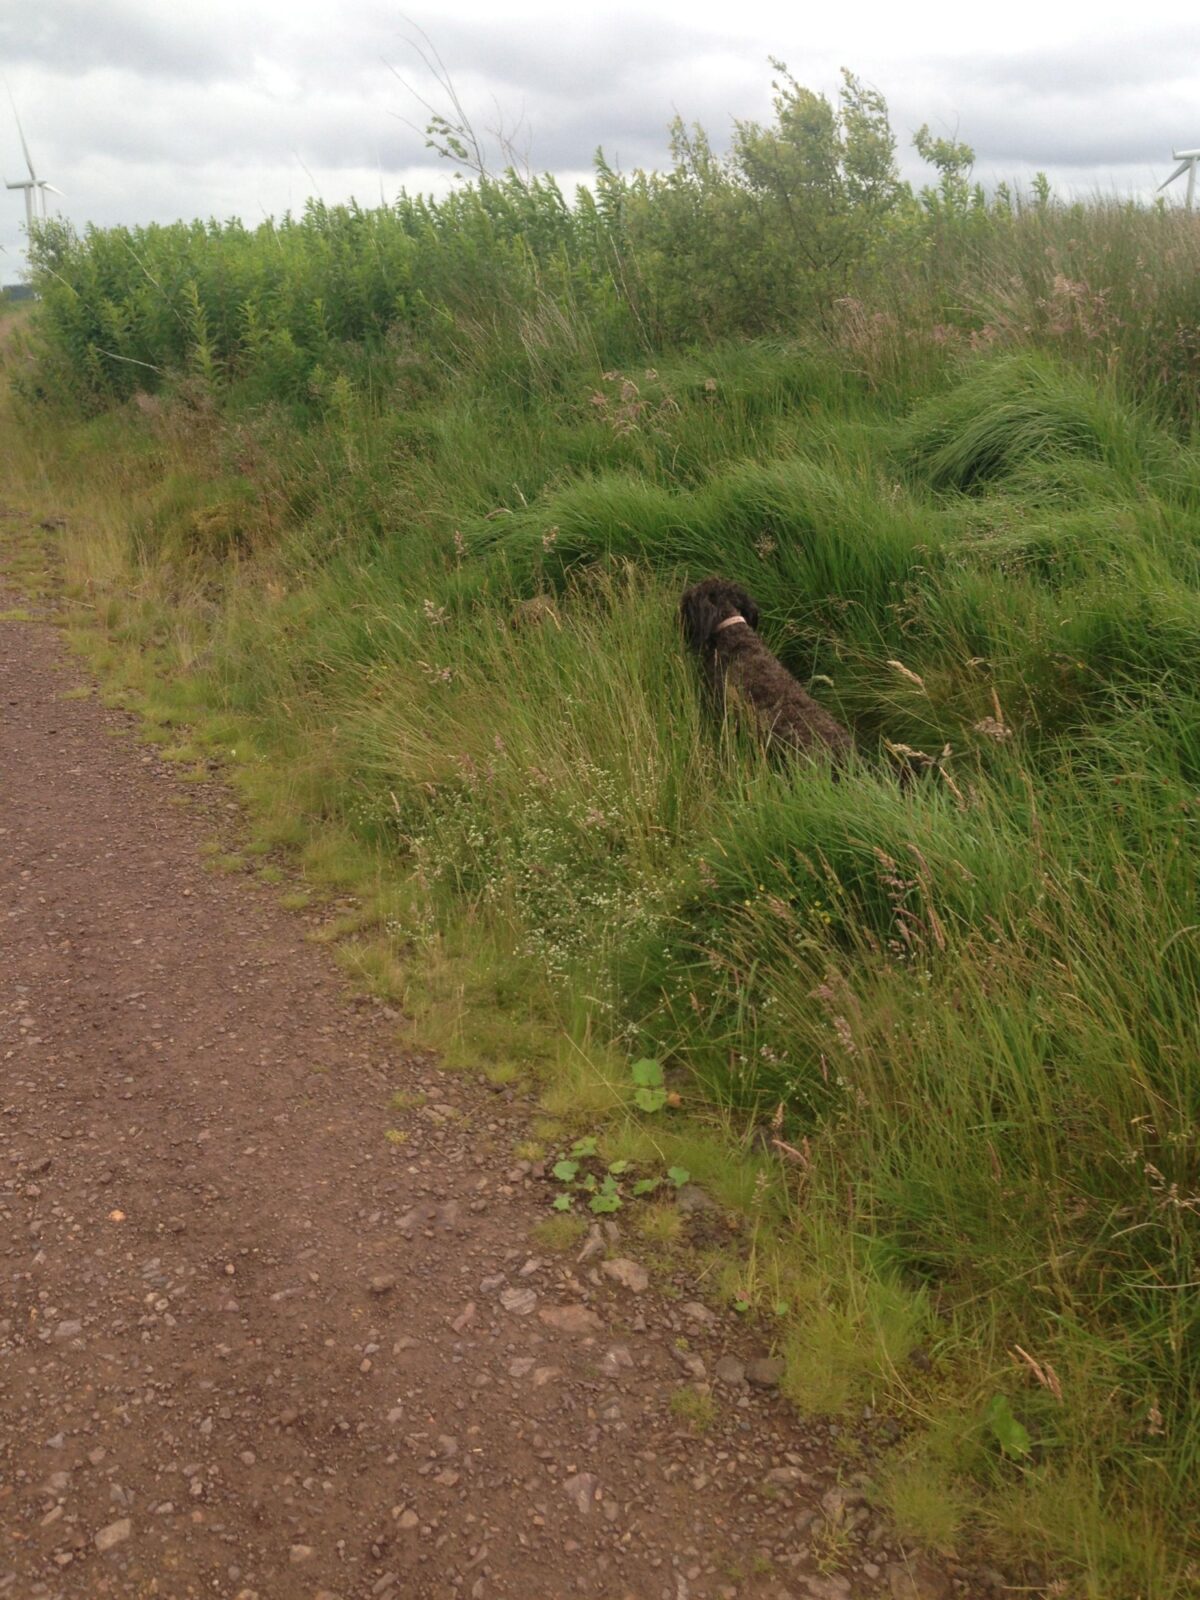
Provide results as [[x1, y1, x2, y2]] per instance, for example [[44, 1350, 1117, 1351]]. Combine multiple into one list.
[[437, 69, 771, 174], [892, 84, 1199, 169], [13, 9, 771, 179], [219, 8, 760, 119], [371, 12, 773, 170], [876, 29, 1200, 180], [949, 28, 1200, 96], [15, 73, 422, 173], [383, 13, 750, 100], [0, 0, 244, 82]]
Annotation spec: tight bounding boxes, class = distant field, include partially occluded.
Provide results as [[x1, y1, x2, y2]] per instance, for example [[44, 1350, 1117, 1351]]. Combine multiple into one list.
[[6, 69, 1200, 1597]]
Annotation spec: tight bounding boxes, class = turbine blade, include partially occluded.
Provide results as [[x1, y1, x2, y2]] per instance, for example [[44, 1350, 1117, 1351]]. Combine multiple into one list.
[[1159, 159, 1190, 189], [40, 182, 64, 196], [10, 104, 36, 180], [4, 82, 36, 178]]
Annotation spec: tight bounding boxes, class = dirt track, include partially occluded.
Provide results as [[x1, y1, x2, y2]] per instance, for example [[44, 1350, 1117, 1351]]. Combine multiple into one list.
[[0, 509, 966, 1600]]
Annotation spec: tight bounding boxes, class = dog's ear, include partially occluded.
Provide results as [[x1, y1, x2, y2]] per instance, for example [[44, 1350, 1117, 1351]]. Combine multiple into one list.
[[680, 586, 718, 651], [726, 584, 760, 631]]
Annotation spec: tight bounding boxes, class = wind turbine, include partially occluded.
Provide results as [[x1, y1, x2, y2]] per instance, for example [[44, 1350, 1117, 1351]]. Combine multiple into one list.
[[1159, 148, 1200, 210], [4, 94, 63, 231]]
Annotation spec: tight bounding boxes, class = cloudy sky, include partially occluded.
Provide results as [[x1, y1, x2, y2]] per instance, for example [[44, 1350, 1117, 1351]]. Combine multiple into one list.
[[3, 0, 1199, 276]]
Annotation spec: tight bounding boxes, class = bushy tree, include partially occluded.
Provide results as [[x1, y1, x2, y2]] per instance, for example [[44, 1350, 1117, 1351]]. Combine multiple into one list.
[[733, 64, 905, 284]]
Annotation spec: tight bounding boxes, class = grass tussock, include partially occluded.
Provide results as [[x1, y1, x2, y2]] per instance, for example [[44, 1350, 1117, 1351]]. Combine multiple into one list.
[[4, 73, 1200, 1596]]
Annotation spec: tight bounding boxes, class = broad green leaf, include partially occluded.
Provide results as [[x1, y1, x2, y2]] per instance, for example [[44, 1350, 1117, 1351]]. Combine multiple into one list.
[[666, 1166, 691, 1188], [984, 1394, 1031, 1459], [632, 1178, 660, 1196], [552, 1193, 574, 1211], [552, 1159, 579, 1183], [630, 1058, 664, 1088], [590, 1192, 623, 1213], [634, 1086, 667, 1114]]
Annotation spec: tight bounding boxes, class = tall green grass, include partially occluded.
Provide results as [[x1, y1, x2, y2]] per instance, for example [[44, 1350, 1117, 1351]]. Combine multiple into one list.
[[8, 78, 1200, 1594]]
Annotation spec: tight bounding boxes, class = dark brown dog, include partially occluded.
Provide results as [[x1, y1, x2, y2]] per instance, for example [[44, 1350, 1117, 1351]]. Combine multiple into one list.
[[680, 577, 852, 761]]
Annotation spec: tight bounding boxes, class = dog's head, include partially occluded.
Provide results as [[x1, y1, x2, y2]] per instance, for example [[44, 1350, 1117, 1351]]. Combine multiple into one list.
[[679, 577, 760, 653]]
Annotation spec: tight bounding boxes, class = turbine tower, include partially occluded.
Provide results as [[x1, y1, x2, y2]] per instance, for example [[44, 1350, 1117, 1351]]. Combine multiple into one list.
[[1160, 148, 1200, 210], [4, 95, 62, 231]]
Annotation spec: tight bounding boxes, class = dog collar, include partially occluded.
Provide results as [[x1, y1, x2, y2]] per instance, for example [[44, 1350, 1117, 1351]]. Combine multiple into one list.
[[715, 614, 748, 632]]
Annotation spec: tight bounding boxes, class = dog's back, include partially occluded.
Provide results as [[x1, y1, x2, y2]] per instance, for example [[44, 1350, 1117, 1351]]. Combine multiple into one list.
[[680, 577, 852, 761]]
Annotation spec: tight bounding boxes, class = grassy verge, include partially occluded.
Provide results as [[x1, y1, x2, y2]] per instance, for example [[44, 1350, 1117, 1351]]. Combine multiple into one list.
[[5, 212, 1200, 1595]]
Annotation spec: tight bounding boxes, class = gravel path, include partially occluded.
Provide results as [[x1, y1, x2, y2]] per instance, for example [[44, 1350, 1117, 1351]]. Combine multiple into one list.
[[0, 509, 966, 1600]]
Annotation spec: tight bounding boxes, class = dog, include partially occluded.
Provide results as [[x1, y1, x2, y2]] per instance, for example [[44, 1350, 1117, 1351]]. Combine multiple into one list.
[[680, 577, 853, 762]]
